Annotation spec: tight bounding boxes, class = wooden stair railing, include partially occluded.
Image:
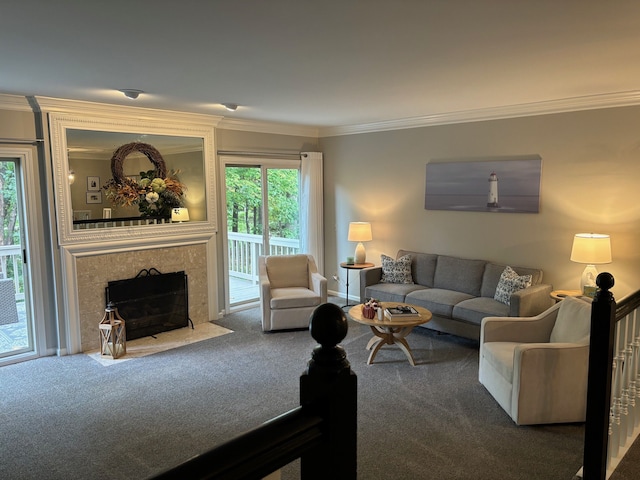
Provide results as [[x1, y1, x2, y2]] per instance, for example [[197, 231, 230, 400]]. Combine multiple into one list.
[[151, 303, 357, 480], [581, 273, 640, 479]]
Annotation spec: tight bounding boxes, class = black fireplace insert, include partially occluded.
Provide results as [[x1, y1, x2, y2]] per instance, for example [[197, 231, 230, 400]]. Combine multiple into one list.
[[105, 268, 192, 341]]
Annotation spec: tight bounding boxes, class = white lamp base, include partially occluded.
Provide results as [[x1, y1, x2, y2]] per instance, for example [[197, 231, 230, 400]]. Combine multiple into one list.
[[580, 264, 598, 293], [354, 242, 366, 264]]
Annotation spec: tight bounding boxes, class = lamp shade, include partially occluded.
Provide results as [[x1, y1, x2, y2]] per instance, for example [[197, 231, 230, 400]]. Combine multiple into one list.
[[570, 233, 612, 264], [347, 222, 372, 242], [171, 208, 190, 222]]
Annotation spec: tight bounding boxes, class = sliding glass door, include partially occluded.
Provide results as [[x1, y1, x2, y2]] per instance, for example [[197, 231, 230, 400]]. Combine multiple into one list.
[[0, 158, 34, 361], [224, 161, 301, 309]]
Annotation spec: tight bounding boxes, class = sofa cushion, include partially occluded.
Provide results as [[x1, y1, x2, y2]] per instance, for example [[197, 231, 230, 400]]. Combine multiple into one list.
[[494, 266, 532, 305], [270, 287, 321, 309], [265, 255, 309, 289], [482, 263, 543, 298], [550, 296, 591, 344], [433, 255, 486, 296], [380, 254, 413, 284], [453, 297, 510, 326], [405, 288, 474, 318], [365, 283, 427, 303], [398, 250, 437, 287]]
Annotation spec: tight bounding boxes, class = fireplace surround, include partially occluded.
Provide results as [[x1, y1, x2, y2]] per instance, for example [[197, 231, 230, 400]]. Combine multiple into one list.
[[74, 242, 212, 352]]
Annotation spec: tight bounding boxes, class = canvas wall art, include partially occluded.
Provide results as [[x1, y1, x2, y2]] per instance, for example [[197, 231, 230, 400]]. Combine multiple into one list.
[[425, 156, 542, 213]]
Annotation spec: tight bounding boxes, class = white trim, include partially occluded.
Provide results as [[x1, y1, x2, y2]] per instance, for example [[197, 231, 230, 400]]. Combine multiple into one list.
[[219, 155, 303, 314], [0, 94, 32, 112], [0, 147, 49, 365], [60, 232, 217, 354], [218, 117, 319, 138], [46, 111, 218, 245], [35, 96, 223, 126], [21, 89, 640, 139], [318, 90, 640, 137]]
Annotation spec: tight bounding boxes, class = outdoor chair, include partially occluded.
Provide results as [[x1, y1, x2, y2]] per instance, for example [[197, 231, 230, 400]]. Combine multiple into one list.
[[0, 278, 19, 326], [259, 254, 327, 332], [479, 295, 591, 425]]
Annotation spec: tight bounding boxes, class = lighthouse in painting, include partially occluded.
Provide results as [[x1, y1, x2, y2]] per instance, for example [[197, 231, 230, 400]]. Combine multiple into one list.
[[487, 172, 499, 207]]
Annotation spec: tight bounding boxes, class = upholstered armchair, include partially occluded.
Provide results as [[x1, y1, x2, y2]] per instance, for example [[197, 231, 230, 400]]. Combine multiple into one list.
[[259, 254, 327, 332], [479, 296, 592, 425]]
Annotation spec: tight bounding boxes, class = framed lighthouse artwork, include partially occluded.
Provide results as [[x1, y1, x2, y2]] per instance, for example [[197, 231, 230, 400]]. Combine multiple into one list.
[[424, 156, 542, 213]]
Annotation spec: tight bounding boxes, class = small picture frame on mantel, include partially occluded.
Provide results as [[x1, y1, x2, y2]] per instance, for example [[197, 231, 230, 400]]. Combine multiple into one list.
[[87, 176, 100, 191]]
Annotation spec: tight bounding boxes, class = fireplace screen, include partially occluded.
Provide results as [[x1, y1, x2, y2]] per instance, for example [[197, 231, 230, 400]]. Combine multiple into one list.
[[105, 268, 191, 341]]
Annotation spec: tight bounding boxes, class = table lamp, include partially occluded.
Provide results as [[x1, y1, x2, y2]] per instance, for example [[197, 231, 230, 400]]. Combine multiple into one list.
[[570, 233, 612, 293], [348, 222, 372, 264], [171, 207, 190, 223]]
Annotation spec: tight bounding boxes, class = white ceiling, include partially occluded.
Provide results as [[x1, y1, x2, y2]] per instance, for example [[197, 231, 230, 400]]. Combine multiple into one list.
[[3, 1, 640, 129]]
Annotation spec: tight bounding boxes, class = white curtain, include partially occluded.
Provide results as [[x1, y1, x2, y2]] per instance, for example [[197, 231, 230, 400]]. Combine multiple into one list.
[[300, 152, 324, 274]]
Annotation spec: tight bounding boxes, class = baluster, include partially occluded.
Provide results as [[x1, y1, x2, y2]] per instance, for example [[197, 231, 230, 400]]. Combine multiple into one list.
[[625, 311, 637, 438], [633, 310, 640, 428], [610, 353, 621, 460], [633, 309, 640, 429], [619, 316, 631, 448]]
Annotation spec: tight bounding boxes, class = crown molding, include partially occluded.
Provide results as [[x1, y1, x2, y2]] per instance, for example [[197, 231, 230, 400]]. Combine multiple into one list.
[[0, 94, 33, 112], [11, 90, 640, 139], [218, 116, 319, 138], [318, 90, 640, 137], [34, 96, 223, 126]]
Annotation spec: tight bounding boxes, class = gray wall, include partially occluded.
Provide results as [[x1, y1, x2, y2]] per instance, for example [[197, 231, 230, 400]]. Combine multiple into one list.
[[321, 105, 640, 299]]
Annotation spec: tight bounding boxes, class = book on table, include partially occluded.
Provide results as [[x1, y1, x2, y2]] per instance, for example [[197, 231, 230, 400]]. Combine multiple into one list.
[[384, 305, 421, 319]]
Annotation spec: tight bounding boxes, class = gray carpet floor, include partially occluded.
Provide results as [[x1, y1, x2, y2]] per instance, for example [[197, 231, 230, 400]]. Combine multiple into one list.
[[0, 300, 615, 479]]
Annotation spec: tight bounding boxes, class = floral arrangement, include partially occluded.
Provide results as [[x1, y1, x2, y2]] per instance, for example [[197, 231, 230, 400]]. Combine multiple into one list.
[[364, 298, 381, 310], [362, 297, 381, 319], [103, 169, 186, 218]]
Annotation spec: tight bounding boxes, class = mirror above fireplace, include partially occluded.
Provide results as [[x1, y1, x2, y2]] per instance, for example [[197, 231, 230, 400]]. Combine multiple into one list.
[[48, 107, 219, 245]]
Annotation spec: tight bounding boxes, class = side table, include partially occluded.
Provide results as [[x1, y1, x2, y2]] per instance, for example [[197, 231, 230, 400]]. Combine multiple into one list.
[[339, 262, 374, 308], [550, 289, 582, 302]]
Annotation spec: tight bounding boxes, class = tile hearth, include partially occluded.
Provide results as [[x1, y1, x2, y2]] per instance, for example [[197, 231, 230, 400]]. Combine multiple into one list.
[[86, 322, 233, 366]]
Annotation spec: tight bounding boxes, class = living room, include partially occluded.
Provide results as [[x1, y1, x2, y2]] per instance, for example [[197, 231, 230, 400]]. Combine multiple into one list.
[[2, 2, 640, 478]]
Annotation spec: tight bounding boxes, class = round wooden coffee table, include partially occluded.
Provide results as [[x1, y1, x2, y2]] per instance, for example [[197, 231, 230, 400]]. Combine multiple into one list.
[[348, 302, 432, 366]]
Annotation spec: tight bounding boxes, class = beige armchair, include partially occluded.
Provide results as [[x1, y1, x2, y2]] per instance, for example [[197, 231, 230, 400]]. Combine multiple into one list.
[[479, 295, 592, 425], [259, 254, 327, 332]]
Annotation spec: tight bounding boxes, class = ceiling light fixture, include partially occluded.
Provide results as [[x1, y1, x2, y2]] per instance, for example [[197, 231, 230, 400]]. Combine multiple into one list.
[[222, 103, 238, 112], [119, 89, 143, 99]]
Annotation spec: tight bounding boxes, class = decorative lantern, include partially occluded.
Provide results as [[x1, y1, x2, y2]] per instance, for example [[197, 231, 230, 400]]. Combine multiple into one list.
[[99, 302, 126, 359]]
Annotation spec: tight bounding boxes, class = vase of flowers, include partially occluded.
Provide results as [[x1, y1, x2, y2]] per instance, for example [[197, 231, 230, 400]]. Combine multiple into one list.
[[103, 169, 186, 218], [362, 297, 381, 319]]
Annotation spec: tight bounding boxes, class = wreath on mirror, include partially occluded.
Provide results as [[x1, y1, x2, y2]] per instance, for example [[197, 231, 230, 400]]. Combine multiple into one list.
[[103, 142, 186, 218]]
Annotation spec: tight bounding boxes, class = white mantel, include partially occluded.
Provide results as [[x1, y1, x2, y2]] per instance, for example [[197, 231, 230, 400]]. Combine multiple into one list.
[[38, 98, 221, 354], [61, 234, 217, 353]]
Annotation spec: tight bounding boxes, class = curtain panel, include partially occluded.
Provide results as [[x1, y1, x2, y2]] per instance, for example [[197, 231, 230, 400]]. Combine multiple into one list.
[[300, 152, 324, 274]]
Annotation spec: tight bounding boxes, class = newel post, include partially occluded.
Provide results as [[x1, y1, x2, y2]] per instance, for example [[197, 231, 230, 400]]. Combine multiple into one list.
[[583, 272, 616, 480], [300, 303, 357, 480]]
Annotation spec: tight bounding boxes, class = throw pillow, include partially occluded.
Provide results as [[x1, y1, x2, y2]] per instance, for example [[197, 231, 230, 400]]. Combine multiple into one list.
[[494, 266, 532, 305], [380, 254, 413, 284]]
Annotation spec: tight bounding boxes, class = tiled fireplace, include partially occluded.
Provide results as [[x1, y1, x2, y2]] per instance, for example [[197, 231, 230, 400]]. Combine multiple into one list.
[[75, 244, 209, 352]]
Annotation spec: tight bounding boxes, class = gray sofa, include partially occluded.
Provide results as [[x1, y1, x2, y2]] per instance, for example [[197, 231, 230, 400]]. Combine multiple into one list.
[[359, 250, 554, 341]]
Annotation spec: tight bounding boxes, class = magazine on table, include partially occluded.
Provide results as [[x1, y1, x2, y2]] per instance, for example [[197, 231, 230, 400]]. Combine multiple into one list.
[[384, 305, 421, 318]]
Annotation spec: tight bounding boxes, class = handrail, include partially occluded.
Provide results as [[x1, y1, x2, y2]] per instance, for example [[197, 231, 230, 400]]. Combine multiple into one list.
[[151, 407, 323, 480], [227, 232, 300, 286], [581, 274, 640, 479], [150, 303, 357, 480]]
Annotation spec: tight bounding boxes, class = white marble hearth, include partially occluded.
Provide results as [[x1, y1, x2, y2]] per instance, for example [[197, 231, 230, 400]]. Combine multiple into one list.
[[86, 322, 232, 366]]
